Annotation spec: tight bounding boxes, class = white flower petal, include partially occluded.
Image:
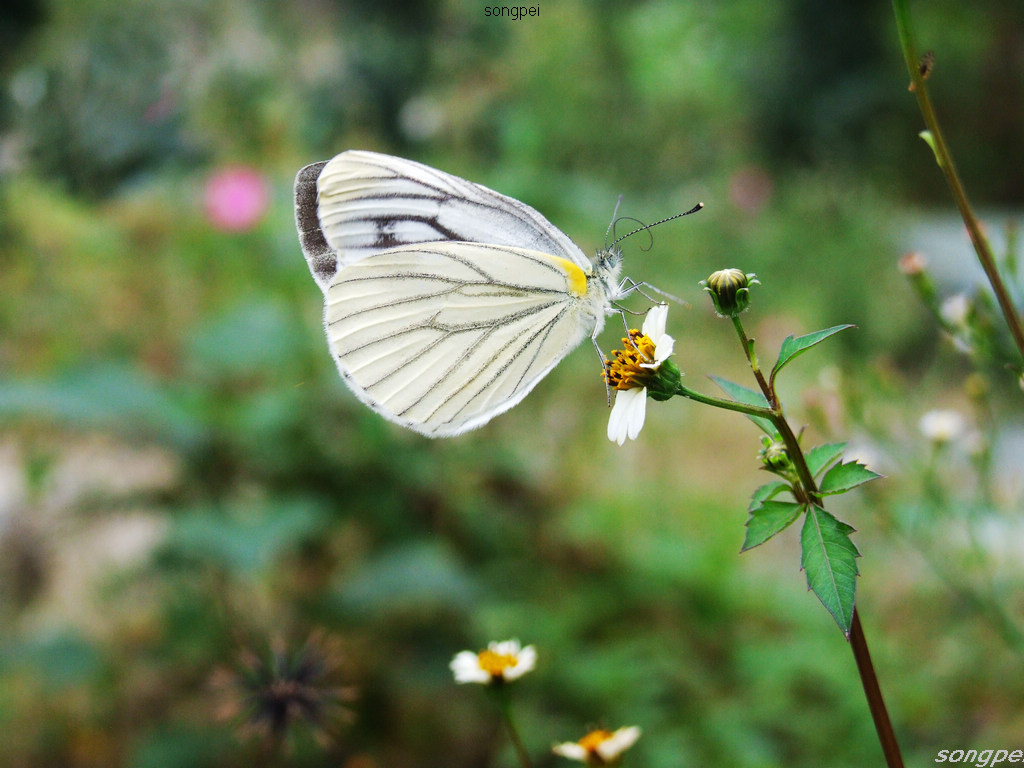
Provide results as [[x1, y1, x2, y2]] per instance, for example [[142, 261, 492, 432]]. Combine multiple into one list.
[[608, 387, 647, 445], [641, 304, 668, 338], [552, 743, 589, 761], [623, 390, 647, 440], [449, 650, 491, 684], [518, 644, 537, 666], [595, 726, 642, 760], [488, 639, 522, 656], [607, 396, 629, 445], [507, 644, 537, 678], [654, 333, 674, 363], [637, 304, 674, 368], [641, 332, 675, 368]]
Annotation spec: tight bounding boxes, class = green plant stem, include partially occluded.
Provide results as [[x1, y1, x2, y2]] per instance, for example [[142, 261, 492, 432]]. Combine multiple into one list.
[[726, 314, 906, 768], [727, 316, 819, 501], [891, 0, 1024, 367], [732, 316, 777, 408], [673, 382, 775, 418], [769, 414, 819, 501], [497, 695, 533, 768], [849, 610, 905, 768]]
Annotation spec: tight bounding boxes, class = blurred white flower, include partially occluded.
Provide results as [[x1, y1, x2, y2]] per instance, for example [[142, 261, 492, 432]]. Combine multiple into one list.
[[940, 294, 971, 327], [918, 409, 966, 444], [553, 726, 642, 765], [450, 639, 536, 685]]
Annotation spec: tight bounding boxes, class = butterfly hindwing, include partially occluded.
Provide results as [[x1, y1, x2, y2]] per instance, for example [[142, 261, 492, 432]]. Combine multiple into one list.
[[323, 242, 597, 436]]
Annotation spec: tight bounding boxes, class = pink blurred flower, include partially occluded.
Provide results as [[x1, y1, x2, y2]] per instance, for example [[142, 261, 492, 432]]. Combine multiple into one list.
[[204, 166, 270, 232], [728, 165, 774, 216]]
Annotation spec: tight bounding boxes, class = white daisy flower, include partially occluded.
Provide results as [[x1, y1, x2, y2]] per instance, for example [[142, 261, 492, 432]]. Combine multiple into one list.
[[553, 725, 642, 765], [604, 305, 676, 446], [450, 639, 536, 685]]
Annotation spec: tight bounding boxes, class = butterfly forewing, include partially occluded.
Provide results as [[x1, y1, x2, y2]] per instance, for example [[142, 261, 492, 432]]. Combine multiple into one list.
[[313, 151, 589, 278], [323, 242, 599, 436]]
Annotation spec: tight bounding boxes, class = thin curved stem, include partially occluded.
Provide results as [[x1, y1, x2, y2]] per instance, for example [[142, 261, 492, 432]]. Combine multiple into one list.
[[892, 0, 1024, 367], [732, 316, 777, 408], [673, 382, 775, 418], [497, 695, 533, 768]]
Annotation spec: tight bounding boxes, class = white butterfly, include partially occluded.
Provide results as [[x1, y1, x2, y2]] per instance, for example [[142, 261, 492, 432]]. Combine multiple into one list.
[[294, 150, 638, 437]]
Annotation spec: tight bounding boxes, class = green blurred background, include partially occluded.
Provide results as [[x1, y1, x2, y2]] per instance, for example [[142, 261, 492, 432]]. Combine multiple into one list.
[[2, 0, 1023, 766]]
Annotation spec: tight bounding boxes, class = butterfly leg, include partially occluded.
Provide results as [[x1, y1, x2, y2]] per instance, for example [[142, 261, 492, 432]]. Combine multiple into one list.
[[591, 327, 616, 407], [616, 277, 686, 307]]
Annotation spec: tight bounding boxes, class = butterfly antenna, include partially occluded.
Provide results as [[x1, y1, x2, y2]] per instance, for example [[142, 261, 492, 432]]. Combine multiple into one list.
[[604, 194, 625, 248], [613, 215, 654, 251], [609, 202, 704, 251]]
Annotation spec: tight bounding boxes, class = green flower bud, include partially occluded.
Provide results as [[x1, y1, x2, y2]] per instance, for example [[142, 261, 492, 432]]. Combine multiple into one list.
[[759, 437, 792, 473], [701, 268, 759, 317]]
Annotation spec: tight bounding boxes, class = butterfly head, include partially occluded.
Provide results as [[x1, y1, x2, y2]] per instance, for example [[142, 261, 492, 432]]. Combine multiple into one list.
[[593, 245, 625, 297]]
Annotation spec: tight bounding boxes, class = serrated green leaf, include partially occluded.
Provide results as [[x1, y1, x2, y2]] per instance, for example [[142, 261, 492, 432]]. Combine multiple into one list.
[[708, 376, 777, 437], [819, 461, 882, 495], [743, 500, 805, 551], [749, 481, 790, 507], [770, 325, 855, 383], [805, 442, 847, 479], [800, 506, 860, 636]]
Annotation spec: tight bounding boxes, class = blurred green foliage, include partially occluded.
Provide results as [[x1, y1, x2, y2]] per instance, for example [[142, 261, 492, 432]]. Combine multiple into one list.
[[1, 1, 1024, 767]]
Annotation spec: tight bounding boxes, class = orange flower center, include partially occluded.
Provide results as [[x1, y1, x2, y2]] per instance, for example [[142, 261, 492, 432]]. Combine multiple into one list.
[[578, 730, 614, 752], [477, 649, 517, 676], [603, 330, 658, 391]]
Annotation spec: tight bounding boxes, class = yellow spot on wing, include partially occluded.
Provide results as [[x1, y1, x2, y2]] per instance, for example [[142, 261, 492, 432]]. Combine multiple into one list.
[[545, 254, 589, 297]]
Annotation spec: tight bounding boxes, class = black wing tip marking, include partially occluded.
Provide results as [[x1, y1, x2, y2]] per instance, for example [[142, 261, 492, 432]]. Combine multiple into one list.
[[294, 160, 337, 286], [295, 160, 328, 195]]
